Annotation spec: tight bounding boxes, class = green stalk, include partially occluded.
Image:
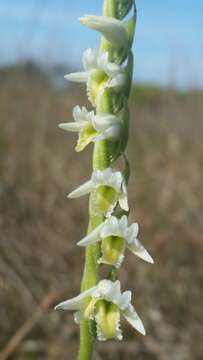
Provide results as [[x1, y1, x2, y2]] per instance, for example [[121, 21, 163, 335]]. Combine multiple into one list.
[[78, 2, 118, 359], [78, 142, 110, 360], [78, 141, 110, 360]]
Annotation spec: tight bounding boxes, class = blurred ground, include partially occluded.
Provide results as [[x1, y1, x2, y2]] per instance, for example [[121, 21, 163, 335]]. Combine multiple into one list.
[[0, 63, 203, 360]]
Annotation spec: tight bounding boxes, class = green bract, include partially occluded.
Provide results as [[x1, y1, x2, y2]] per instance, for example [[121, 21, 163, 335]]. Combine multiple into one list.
[[116, 0, 134, 20]]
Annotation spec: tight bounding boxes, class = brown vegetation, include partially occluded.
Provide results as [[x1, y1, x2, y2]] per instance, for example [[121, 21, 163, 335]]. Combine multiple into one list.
[[0, 64, 203, 359]]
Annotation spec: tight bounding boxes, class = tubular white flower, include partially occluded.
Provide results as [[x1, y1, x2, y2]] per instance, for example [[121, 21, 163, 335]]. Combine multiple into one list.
[[80, 15, 128, 48], [64, 48, 126, 106], [77, 215, 154, 267], [55, 279, 146, 340], [59, 105, 121, 152], [68, 168, 128, 216]]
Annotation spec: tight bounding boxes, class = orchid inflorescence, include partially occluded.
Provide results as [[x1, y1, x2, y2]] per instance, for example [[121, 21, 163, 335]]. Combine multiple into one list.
[[55, 1, 154, 359]]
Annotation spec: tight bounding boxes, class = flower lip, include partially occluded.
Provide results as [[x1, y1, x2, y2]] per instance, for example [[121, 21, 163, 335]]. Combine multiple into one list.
[[95, 302, 122, 341]]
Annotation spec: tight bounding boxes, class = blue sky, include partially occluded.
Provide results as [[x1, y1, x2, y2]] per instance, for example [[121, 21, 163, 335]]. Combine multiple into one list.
[[0, 0, 203, 88]]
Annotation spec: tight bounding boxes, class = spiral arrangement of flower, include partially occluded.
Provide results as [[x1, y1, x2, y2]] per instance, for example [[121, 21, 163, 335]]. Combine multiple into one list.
[[55, 1, 154, 359]]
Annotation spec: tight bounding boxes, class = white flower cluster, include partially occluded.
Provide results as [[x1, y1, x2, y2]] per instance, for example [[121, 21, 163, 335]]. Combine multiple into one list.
[[56, 2, 154, 343]]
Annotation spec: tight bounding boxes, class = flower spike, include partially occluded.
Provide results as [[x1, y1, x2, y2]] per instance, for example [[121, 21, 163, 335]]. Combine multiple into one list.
[[56, 1, 153, 356]]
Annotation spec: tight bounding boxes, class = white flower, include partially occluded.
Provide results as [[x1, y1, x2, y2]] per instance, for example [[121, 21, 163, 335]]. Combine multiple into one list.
[[55, 279, 146, 341], [80, 15, 128, 48], [59, 105, 121, 152], [77, 215, 154, 267], [68, 168, 128, 216], [64, 48, 126, 106]]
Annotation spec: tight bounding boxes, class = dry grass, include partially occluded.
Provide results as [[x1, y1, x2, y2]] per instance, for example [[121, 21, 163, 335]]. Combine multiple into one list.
[[0, 64, 203, 359]]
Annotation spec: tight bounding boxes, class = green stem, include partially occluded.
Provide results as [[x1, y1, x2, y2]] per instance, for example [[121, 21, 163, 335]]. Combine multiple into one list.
[[103, 0, 117, 18], [100, 0, 118, 55], [78, 143, 110, 360], [78, 1, 117, 359], [78, 94, 112, 360], [78, 242, 100, 360]]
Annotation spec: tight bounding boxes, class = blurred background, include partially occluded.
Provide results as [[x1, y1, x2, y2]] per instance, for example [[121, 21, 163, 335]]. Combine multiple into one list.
[[0, 1, 203, 359]]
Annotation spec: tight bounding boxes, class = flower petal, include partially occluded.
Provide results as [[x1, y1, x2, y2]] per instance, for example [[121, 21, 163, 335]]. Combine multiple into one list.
[[122, 306, 146, 335], [119, 215, 128, 230], [58, 122, 82, 132], [97, 280, 122, 305], [77, 223, 104, 247], [119, 290, 132, 310], [118, 183, 129, 211], [127, 241, 154, 264], [73, 105, 94, 123], [101, 216, 120, 238], [108, 73, 126, 89], [126, 223, 139, 244], [92, 169, 122, 192], [80, 15, 128, 47], [93, 125, 121, 142], [82, 48, 99, 71], [55, 287, 97, 311], [92, 114, 118, 132], [64, 72, 88, 82], [97, 53, 121, 77], [68, 180, 94, 198], [74, 311, 81, 324]]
